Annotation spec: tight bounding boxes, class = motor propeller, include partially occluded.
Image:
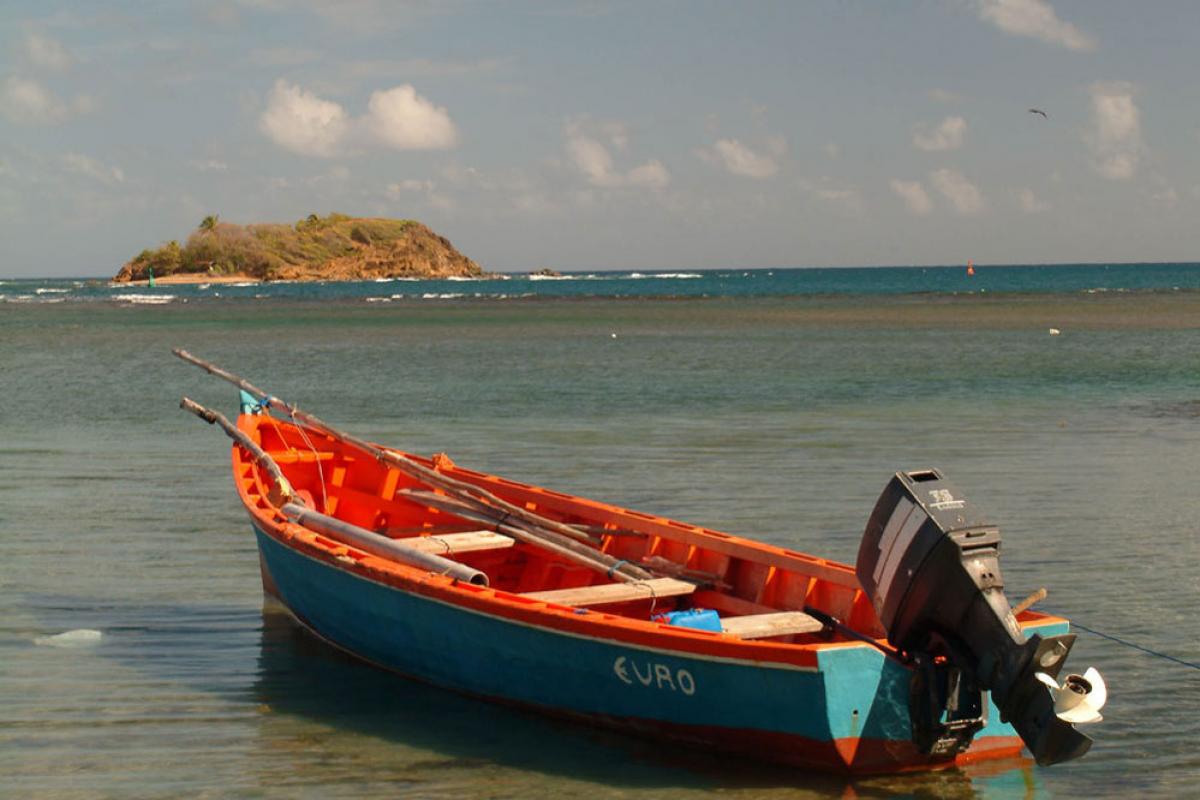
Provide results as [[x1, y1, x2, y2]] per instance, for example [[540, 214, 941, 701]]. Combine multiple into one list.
[[1037, 667, 1107, 724]]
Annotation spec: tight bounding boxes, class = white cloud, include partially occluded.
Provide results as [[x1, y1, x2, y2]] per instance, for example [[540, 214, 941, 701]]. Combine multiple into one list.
[[912, 116, 967, 152], [928, 88, 961, 103], [972, 0, 1096, 51], [387, 179, 435, 196], [890, 179, 933, 215], [62, 153, 125, 185], [1151, 186, 1178, 209], [386, 177, 453, 210], [626, 161, 670, 188], [0, 77, 93, 124], [190, 159, 229, 172], [436, 163, 557, 216], [698, 138, 779, 178], [2, 77, 65, 123], [23, 33, 75, 71], [566, 121, 670, 188], [930, 168, 985, 215], [599, 121, 628, 151], [259, 80, 349, 157], [1018, 188, 1050, 213], [801, 178, 862, 214], [1086, 82, 1142, 180], [567, 133, 616, 184], [259, 80, 458, 156], [363, 84, 458, 150]]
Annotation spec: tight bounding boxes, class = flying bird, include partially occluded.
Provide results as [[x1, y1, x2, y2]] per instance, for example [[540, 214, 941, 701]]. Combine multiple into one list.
[[1029, 108, 1048, 118]]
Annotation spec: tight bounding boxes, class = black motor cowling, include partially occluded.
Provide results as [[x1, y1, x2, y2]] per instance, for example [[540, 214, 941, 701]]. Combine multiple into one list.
[[856, 469, 1098, 766]]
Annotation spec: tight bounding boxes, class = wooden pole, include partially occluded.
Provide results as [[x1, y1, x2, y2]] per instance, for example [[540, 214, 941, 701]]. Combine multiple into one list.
[[180, 396, 293, 507], [181, 396, 490, 585], [279, 503, 488, 586], [175, 348, 596, 544], [400, 490, 653, 583], [1013, 587, 1048, 616], [174, 349, 655, 583]]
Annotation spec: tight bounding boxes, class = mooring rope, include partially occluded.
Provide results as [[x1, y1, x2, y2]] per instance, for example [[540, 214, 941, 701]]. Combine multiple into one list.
[[1058, 612, 1200, 672]]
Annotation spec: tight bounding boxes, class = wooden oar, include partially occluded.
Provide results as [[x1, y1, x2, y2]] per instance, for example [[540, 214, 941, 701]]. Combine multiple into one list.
[[182, 396, 489, 586], [1013, 587, 1048, 616], [174, 348, 596, 546], [180, 397, 294, 506], [173, 349, 654, 583], [400, 490, 654, 583]]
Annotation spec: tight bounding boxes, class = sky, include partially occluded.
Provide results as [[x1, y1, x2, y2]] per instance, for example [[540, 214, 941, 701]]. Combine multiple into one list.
[[2, 0, 1199, 277]]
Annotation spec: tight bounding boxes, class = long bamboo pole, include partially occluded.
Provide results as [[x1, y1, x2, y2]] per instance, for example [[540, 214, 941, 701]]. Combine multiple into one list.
[[174, 348, 597, 545], [279, 503, 488, 586], [174, 349, 654, 583], [180, 396, 294, 506], [1013, 587, 1048, 616], [399, 490, 642, 581], [181, 396, 488, 585]]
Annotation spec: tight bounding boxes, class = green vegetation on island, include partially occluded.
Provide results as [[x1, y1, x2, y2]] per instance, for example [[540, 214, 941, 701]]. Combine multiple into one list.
[[113, 213, 482, 282]]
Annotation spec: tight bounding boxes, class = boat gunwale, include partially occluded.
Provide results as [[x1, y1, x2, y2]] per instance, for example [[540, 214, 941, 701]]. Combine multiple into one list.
[[233, 414, 1067, 672]]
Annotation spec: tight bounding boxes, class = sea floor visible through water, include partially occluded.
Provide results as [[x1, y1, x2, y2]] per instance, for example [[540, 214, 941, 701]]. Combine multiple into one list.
[[2, 293, 1199, 798]]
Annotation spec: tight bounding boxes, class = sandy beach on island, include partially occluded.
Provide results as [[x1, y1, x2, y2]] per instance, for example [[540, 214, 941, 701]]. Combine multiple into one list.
[[113, 272, 260, 286]]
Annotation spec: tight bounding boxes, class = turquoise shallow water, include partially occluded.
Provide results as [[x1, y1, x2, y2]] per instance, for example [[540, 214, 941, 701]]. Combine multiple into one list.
[[7, 261, 1200, 304], [2, 285, 1199, 797]]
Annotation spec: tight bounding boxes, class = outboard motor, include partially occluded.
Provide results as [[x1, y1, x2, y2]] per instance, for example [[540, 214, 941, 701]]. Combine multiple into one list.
[[856, 469, 1106, 766]]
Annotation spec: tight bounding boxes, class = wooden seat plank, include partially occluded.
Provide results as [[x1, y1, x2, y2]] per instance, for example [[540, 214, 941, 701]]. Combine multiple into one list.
[[720, 611, 824, 639], [397, 531, 515, 555], [522, 577, 695, 607]]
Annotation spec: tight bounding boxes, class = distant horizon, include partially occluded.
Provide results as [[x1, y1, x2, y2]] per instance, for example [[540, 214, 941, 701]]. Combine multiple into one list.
[[9, 260, 1200, 282]]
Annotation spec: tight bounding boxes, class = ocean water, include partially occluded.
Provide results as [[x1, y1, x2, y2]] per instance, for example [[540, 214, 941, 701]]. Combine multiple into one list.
[[3, 265, 1199, 798]]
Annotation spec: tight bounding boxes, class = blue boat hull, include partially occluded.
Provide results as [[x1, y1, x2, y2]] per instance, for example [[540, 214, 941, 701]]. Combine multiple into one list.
[[253, 523, 1058, 773]]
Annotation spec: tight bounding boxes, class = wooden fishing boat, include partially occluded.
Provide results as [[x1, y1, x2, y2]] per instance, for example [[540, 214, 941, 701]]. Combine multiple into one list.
[[176, 350, 1106, 776]]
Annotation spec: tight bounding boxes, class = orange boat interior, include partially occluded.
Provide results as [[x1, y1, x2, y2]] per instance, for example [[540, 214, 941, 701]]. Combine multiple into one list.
[[239, 415, 1050, 646]]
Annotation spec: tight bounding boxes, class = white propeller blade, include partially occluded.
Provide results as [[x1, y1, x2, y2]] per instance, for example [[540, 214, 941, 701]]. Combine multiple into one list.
[[1035, 667, 1107, 724]]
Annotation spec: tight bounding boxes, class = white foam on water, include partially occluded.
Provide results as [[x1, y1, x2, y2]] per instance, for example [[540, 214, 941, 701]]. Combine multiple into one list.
[[34, 629, 103, 648], [112, 294, 176, 304], [523, 273, 604, 281], [420, 292, 464, 299], [365, 296, 392, 303], [628, 272, 700, 279], [36, 287, 70, 294]]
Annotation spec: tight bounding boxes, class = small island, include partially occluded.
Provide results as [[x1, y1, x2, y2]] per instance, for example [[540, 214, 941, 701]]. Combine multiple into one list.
[[112, 213, 483, 284]]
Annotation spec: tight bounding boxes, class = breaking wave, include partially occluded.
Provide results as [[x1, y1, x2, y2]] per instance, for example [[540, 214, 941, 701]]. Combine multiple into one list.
[[112, 294, 177, 305]]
